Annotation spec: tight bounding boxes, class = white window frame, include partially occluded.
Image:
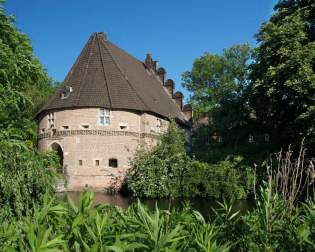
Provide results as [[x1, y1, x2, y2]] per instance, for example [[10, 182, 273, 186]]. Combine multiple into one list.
[[249, 134, 254, 143], [48, 112, 55, 128], [99, 109, 110, 126]]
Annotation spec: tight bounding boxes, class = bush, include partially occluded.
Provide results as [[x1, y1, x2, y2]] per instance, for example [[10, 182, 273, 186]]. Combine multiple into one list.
[[191, 156, 255, 199], [127, 120, 255, 199]]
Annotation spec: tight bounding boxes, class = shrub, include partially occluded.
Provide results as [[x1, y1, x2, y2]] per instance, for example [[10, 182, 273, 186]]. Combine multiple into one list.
[[127, 120, 255, 199]]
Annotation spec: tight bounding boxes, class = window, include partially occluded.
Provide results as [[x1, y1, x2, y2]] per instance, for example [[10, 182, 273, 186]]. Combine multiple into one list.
[[249, 134, 254, 143], [264, 133, 270, 142], [79, 160, 83, 166], [157, 119, 162, 132], [218, 136, 223, 143], [62, 125, 69, 130], [95, 160, 100, 166], [99, 109, 110, 126], [48, 112, 55, 128], [119, 123, 128, 130], [81, 124, 90, 129], [60, 86, 73, 99], [109, 158, 118, 168], [41, 128, 45, 133]]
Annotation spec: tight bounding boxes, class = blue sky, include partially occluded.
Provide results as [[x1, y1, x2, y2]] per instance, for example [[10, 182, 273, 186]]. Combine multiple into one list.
[[5, 0, 276, 100]]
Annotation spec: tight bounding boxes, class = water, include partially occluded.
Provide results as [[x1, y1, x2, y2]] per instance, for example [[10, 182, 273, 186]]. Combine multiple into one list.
[[57, 191, 255, 218]]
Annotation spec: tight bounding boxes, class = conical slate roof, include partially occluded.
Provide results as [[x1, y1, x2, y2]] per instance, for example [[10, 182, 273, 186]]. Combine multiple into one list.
[[38, 32, 187, 123]]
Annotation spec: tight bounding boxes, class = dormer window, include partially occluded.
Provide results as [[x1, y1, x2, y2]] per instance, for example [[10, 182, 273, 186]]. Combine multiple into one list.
[[99, 109, 110, 126], [60, 86, 73, 99], [48, 112, 55, 128]]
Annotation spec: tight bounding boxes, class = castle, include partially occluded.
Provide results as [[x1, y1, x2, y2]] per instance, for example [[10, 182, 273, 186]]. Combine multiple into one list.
[[36, 32, 192, 191]]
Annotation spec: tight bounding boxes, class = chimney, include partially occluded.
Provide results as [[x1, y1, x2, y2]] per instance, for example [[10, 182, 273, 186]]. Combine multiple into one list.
[[156, 67, 166, 84], [183, 104, 193, 121], [152, 60, 158, 72], [145, 53, 153, 70], [97, 32, 107, 41], [173, 91, 184, 110], [164, 79, 174, 97]]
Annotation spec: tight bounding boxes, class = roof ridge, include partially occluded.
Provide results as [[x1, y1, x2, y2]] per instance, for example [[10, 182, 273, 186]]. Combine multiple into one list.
[[74, 33, 96, 106], [96, 33, 112, 108], [99, 37, 148, 111]]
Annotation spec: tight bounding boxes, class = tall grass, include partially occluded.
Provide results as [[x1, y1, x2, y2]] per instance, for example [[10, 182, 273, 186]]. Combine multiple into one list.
[[0, 186, 314, 251]]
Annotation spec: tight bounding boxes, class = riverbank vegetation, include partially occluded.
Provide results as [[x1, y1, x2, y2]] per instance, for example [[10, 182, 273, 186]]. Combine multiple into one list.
[[127, 120, 255, 199], [0, 184, 314, 251], [0, 0, 315, 250]]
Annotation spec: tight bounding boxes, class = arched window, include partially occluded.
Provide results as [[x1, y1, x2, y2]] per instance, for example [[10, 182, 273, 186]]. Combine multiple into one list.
[[109, 158, 118, 168]]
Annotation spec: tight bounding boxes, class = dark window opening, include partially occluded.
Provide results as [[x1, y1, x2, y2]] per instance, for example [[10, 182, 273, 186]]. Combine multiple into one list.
[[79, 160, 83, 166], [95, 160, 100, 166], [109, 158, 118, 168]]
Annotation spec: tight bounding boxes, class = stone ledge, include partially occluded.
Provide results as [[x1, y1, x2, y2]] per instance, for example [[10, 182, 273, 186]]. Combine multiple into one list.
[[38, 129, 159, 140]]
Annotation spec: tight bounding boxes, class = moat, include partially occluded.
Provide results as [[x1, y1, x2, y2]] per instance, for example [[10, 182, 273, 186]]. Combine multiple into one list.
[[57, 191, 255, 218]]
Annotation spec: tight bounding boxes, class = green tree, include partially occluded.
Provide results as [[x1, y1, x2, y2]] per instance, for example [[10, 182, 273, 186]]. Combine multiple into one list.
[[249, 0, 315, 150], [0, 1, 57, 218], [0, 1, 54, 115], [182, 44, 253, 157], [127, 120, 192, 197]]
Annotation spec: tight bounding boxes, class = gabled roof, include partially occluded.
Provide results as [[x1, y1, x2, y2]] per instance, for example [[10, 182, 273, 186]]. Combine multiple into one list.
[[38, 32, 187, 123]]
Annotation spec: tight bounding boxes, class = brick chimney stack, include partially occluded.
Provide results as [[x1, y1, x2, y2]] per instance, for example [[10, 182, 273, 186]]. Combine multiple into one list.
[[173, 91, 184, 110], [144, 53, 153, 70], [156, 67, 166, 84], [164, 79, 174, 97]]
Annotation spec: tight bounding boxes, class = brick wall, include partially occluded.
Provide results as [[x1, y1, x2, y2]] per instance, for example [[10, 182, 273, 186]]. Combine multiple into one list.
[[38, 108, 168, 191]]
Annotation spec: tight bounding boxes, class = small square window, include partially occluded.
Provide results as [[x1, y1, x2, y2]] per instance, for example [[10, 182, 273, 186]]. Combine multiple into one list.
[[62, 125, 69, 130], [81, 124, 90, 129], [79, 160, 83, 166], [109, 158, 118, 168], [95, 160, 100, 166]]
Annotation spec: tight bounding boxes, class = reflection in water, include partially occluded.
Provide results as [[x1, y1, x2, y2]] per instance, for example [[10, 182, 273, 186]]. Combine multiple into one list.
[[57, 192, 255, 218]]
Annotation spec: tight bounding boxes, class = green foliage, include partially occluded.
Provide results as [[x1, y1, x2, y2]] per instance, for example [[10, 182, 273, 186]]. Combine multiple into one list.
[[249, 0, 315, 149], [182, 44, 252, 148], [0, 1, 54, 114], [0, 2, 58, 219], [127, 120, 191, 198], [127, 121, 254, 199], [0, 189, 314, 251], [190, 156, 255, 199]]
